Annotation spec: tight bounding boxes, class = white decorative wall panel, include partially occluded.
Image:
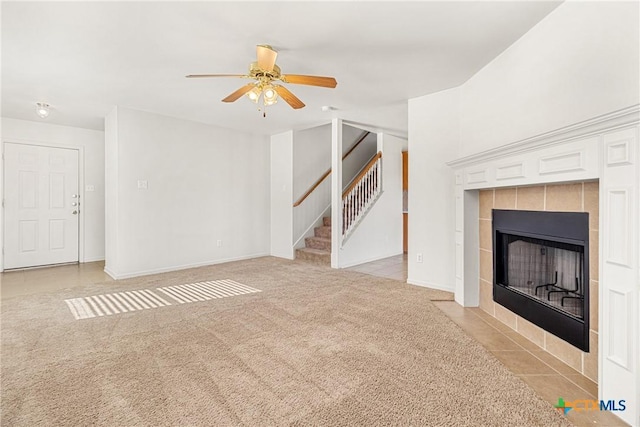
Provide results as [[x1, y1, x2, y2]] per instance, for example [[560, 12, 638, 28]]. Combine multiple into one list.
[[606, 189, 630, 266], [606, 140, 632, 166], [539, 151, 584, 175], [451, 135, 599, 190], [496, 162, 525, 180], [467, 169, 487, 184], [607, 289, 631, 369], [456, 243, 463, 279], [455, 195, 462, 232], [600, 124, 638, 426]]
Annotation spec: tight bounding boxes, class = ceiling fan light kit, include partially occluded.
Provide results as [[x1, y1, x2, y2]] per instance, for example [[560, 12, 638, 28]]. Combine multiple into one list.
[[247, 83, 279, 106], [187, 44, 337, 116]]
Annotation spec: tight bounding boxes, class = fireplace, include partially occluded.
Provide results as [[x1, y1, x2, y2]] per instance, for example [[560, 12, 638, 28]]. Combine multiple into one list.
[[493, 209, 590, 351]]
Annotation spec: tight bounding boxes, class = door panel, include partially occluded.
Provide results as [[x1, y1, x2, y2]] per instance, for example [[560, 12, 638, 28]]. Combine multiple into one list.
[[19, 170, 38, 208], [4, 143, 79, 269], [19, 220, 38, 252]]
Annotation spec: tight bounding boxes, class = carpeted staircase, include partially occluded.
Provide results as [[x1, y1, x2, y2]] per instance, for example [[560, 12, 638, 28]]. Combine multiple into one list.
[[296, 216, 331, 264]]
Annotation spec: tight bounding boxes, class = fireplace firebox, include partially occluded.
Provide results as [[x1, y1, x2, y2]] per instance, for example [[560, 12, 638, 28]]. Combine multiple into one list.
[[493, 209, 589, 351]]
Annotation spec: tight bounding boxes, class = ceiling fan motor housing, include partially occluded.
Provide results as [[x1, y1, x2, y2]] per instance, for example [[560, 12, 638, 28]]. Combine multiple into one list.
[[249, 62, 281, 81]]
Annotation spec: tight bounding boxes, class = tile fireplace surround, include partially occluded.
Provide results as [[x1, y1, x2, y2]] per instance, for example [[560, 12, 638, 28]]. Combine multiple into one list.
[[448, 105, 639, 426], [478, 182, 598, 380]]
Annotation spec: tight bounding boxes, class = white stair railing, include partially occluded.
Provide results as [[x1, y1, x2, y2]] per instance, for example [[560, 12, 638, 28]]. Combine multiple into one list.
[[342, 152, 382, 240]]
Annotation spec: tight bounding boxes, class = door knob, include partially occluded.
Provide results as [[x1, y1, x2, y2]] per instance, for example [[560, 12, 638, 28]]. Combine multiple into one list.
[[72, 210, 79, 215], [72, 202, 78, 206], [72, 194, 79, 198]]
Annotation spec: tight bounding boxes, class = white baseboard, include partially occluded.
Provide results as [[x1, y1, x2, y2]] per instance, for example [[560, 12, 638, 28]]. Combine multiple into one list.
[[83, 256, 105, 263], [339, 250, 403, 268], [270, 253, 295, 261], [406, 277, 455, 293], [104, 252, 270, 280], [103, 266, 118, 280]]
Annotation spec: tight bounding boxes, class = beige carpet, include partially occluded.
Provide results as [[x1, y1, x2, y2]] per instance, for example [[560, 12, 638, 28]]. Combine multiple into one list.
[[1, 257, 572, 426]]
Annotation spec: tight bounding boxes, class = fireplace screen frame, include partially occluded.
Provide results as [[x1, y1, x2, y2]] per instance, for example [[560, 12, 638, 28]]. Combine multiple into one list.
[[492, 209, 590, 352]]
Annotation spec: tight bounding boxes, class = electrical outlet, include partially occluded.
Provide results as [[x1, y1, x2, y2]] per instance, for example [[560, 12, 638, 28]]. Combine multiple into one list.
[[217, 240, 222, 247], [417, 253, 423, 263], [137, 180, 148, 190]]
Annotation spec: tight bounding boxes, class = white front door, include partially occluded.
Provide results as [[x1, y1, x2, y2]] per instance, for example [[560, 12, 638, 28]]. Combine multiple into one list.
[[3, 143, 79, 269]]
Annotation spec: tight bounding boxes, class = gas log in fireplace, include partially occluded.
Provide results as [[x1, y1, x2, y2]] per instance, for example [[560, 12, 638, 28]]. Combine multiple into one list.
[[493, 209, 589, 351]]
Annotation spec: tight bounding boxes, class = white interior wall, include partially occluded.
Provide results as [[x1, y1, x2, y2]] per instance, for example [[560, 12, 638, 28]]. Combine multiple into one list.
[[270, 130, 294, 259], [338, 133, 404, 267], [407, 87, 460, 291], [460, 1, 640, 155], [292, 124, 331, 201], [104, 109, 118, 270], [1, 117, 106, 270], [290, 124, 331, 247], [104, 107, 270, 279], [342, 130, 377, 188]]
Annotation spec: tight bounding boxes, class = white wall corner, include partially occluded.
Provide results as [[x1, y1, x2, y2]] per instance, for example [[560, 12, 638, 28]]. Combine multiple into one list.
[[331, 118, 343, 268], [270, 130, 294, 259], [407, 87, 461, 295]]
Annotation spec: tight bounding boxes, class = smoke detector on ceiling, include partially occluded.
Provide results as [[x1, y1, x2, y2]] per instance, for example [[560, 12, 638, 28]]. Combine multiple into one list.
[[35, 102, 50, 118]]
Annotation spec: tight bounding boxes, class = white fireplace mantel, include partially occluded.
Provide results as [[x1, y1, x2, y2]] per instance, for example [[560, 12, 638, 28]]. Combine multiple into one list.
[[448, 104, 639, 426], [448, 105, 638, 189]]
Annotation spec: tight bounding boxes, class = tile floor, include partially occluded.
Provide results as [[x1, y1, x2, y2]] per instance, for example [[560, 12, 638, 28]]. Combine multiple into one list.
[[434, 302, 627, 426], [346, 253, 407, 280], [0, 257, 629, 426], [0, 261, 112, 300]]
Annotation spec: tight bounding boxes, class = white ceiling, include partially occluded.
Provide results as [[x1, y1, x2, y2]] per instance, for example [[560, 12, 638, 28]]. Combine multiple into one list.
[[1, 1, 562, 137]]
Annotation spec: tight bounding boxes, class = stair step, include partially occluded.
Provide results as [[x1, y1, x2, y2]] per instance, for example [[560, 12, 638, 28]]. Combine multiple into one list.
[[314, 225, 331, 239], [305, 236, 331, 251], [296, 248, 331, 265], [323, 216, 331, 227]]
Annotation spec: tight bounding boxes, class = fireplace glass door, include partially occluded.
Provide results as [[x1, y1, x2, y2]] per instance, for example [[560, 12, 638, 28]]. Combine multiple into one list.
[[498, 233, 585, 320], [492, 209, 589, 351]]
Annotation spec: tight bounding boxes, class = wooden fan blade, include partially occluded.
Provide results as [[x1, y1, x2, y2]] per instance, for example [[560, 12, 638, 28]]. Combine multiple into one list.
[[274, 85, 305, 109], [281, 74, 337, 88], [222, 84, 256, 103], [257, 45, 278, 72], [186, 74, 249, 78]]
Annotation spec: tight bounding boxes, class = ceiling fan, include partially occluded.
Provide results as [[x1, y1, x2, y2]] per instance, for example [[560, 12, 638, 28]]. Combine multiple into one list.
[[186, 45, 337, 112]]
